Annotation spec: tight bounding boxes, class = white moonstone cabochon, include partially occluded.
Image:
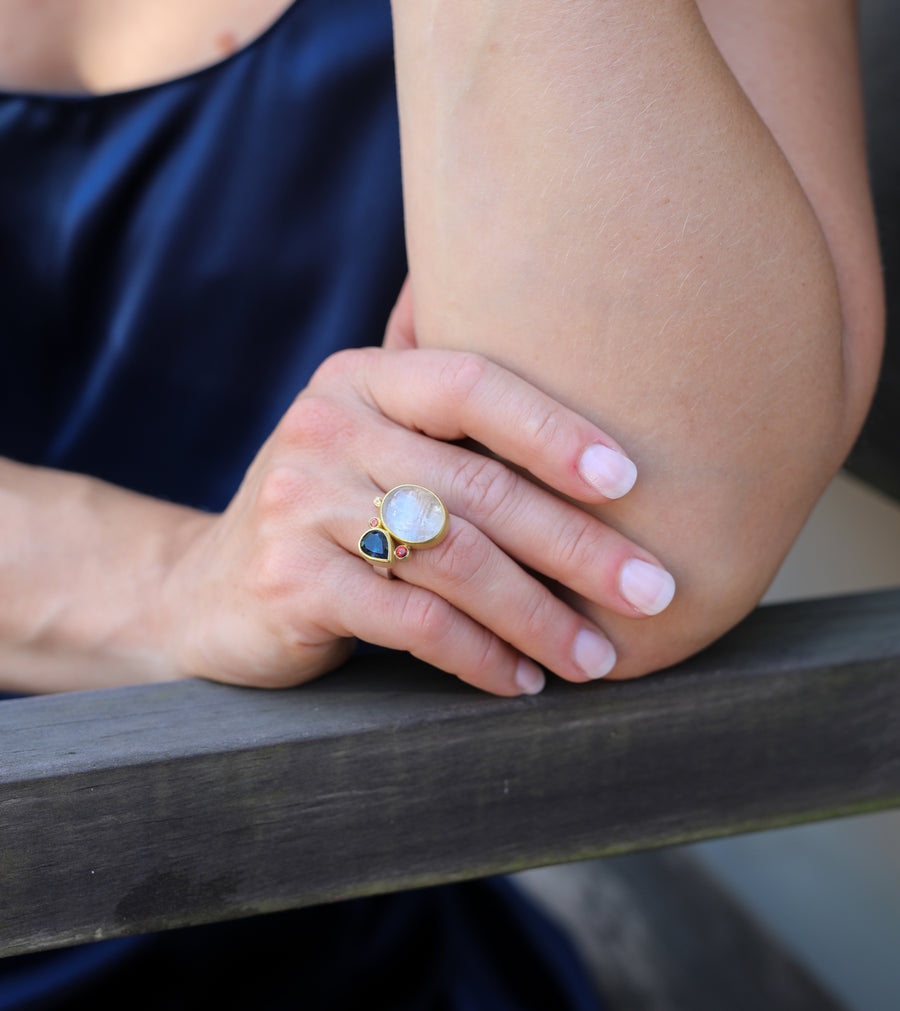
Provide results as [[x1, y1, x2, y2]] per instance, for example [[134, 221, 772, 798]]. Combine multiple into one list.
[[381, 485, 447, 545]]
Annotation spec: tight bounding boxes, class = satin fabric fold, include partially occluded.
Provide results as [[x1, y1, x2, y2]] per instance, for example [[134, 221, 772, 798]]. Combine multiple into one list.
[[0, 0, 405, 510]]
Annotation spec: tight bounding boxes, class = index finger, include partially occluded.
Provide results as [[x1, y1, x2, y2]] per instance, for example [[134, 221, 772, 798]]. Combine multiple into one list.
[[352, 348, 638, 503]]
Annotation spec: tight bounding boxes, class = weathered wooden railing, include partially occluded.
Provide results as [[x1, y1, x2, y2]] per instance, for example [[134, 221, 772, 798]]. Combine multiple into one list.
[[2, 587, 898, 963]]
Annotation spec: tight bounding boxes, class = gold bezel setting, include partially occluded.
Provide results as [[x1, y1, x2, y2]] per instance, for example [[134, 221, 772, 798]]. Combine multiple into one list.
[[379, 485, 449, 549], [358, 485, 449, 566]]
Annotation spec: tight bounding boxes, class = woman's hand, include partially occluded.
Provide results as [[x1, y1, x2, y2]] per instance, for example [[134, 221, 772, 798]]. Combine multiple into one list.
[[164, 346, 675, 696]]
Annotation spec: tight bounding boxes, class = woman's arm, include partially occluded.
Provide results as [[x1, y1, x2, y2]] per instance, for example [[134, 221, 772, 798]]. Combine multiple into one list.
[[0, 350, 671, 695], [696, 0, 883, 418], [0, 456, 203, 692], [390, 0, 884, 677]]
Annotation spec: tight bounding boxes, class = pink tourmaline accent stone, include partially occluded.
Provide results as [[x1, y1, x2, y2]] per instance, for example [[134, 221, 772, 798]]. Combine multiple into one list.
[[369, 517, 380, 527], [394, 545, 409, 559]]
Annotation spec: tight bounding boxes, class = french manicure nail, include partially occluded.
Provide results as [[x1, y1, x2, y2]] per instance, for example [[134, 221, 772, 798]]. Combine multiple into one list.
[[577, 444, 637, 499], [619, 558, 676, 616], [572, 629, 617, 679], [515, 658, 546, 696]]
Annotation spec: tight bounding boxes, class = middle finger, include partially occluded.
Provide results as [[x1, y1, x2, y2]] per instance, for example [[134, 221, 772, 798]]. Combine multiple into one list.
[[367, 442, 675, 620]]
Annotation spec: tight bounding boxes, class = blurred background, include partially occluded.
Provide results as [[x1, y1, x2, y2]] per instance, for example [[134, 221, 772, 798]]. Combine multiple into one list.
[[689, 471, 900, 1011], [686, 2, 900, 1004]]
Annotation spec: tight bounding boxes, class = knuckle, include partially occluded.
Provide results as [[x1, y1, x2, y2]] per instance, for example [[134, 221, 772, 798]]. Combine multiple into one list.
[[278, 394, 353, 453], [249, 539, 303, 605], [452, 454, 519, 525], [520, 401, 563, 453], [309, 346, 377, 388], [517, 588, 558, 642], [255, 464, 305, 520], [400, 591, 452, 645], [437, 351, 491, 406], [553, 512, 600, 574], [437, 522, 489, 589], [470, 632, 510, 682]]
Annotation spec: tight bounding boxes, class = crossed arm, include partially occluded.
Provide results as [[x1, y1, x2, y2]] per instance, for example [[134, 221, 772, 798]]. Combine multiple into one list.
[[390, 0, 884, 678], [0, 0, 882, 694]]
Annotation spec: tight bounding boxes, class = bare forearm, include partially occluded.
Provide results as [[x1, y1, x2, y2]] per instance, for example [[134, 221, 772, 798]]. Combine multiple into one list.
[[392, 0, 883, 674], [0, 457, 202, 692]]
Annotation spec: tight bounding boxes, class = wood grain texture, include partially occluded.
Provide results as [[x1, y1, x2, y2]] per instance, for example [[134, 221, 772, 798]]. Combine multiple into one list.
[[1, 588, 899, 957]]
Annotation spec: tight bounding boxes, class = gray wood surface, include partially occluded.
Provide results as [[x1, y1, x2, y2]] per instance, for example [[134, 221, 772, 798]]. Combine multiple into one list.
[[1, 588, 899, 957]]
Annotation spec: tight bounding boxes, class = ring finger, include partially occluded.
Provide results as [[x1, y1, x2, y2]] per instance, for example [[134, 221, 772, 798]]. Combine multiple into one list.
[[340, 486, 619, 685]]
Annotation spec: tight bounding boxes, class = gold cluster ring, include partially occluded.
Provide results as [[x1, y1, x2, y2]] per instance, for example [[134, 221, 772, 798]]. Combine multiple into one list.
[[358, 484, 449, 569]]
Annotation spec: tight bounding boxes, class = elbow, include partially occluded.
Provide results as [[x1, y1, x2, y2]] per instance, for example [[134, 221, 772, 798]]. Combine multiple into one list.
[[578, 255, 884, 683]]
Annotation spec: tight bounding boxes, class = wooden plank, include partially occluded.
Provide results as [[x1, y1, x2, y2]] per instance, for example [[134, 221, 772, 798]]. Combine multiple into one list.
[[1, 588, 899, 957]]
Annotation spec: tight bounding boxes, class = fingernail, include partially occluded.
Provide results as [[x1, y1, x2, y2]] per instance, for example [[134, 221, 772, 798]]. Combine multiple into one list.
[[572, 629, 616, 679], [515, 658, 546, 695], [619, 558, 676, 616], [577, 444, 637, 499]]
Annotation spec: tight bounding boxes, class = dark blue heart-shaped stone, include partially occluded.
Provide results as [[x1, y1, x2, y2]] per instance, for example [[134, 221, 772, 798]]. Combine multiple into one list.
[[359, 529, 391, 562]]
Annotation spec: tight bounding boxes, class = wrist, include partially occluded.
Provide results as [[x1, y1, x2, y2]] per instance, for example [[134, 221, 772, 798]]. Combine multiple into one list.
[[0, 459, 211, 691], [152, 509, 219, 682]]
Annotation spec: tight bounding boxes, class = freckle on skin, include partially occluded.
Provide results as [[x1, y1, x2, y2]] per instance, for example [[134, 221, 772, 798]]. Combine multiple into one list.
[[215, 31, 239, 57]]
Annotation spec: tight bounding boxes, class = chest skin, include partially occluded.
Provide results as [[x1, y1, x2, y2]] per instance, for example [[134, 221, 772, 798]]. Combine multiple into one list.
[[0, 0, 294, 95]]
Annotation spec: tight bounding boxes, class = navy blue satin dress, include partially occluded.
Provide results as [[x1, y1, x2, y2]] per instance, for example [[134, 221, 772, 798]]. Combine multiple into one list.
[[0, 2, 603, 1007]]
